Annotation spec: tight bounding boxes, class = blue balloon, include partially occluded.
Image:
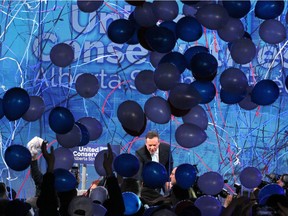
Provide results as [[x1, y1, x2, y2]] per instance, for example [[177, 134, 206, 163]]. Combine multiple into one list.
[[197, 172, 224, 195], [220, 89, 246, 105], [228, 31, 252, 51], [113, 153, 140, 177], [222, 1, 251, 18], [4, 145, 31, 171], [94, 149, 117, 176], [145, 26, 176, 53], [195, 195, 222, 216], [184, 46, 209, 70], [50, 43, 74, 67], [159, 52, 187, 74], [255, 0, 284, 20], [175, 123, 207, 148], [230, 38, 256, 64], [190, 52, 218, 81], [78, 117, 103, 141], [239, 167, 262, 189], [122, 192, 142, 215], [175, 164, 197, 189], [191, 81, 216, 104], [108, 19, 135, 44], [3, 87, 30, 121], [238, 86, 258, 110], [144, 96, 171, 124], [154, 63, 180, 91], [127, 12, 140, 45], [169, 83, 202, 110], [182, 105, 208, 130], [251, 80, 280, 106], [134, 70, 157, 95], [176, 16, 203, 42], [195, 4, 229, 30], [159, 21, 177, 39], [117, 100, 145, 133], [22, 96, 45, 122], [75, 122, 90, 146], [142, 161, 168, 189], [137, 27, 154, 51], [49, 107, 75, 134], [258, 184, 285, 205], [220, 68, 248, 94], [122, 115, 147, 137], [54, 168, 78, 192], [54, 147, 74, 170], [168, 99, 190, 117], [77, 0, 103, 13]]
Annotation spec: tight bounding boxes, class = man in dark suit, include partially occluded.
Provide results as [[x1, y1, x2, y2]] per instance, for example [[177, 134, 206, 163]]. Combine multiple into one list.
[[135, 131, 173, 202], [136, 131, 173, 175]]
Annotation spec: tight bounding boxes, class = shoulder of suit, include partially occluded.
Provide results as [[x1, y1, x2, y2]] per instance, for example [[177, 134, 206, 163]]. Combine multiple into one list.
[[136, 146, 146, 154]]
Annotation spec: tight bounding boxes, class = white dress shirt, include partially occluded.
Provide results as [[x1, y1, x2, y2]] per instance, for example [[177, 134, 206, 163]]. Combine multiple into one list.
[[151, 148, 159, 163]]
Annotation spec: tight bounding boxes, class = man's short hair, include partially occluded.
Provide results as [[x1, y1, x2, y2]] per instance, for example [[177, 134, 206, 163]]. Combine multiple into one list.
[[145, 131, 159, 139]]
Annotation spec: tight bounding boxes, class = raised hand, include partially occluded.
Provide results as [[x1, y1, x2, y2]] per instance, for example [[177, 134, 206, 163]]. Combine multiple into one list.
[[103, 143, 114, 176], [41, 140, 55, 173]]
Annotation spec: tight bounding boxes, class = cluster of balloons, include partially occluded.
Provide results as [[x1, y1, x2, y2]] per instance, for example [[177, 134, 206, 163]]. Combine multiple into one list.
[[0, 87, 45, 122], [102, 0, 287, 141]]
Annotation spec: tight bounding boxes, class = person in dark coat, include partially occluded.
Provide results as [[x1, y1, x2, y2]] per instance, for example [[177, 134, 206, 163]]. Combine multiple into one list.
[[135, 131, 173, 203]]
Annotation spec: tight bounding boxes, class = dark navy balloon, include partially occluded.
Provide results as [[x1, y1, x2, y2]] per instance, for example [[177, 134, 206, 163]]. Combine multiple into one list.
[[75, 122, 90, 146], [108, 19, 135, 44], [4, 145, 31, 171], [159, 52, 187, 74], [135, 70, 157, 95], [3, 87, 30, 121], [184, 46, 209, 70], [142, 162, 168, 189], [176, 16, 203, 42], [54, 168, 78, 192], [50, 43, 74, 67], [113, 153, 140, 177], [222, 1, 251, 18], [190, 52, 218, 81], [175, 164, 197, 189], [77, 0, 103, 13], [251, 80, 279, 106], [255, 0, 285, 20], [145, 26, 176, 53], [49, 107, 75, 134], [220, 89, 246, 105], [191, 81, 216, 104]]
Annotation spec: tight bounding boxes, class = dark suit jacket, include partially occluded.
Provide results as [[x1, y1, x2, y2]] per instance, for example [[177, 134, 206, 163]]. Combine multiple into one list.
[[135, 143, 173, 178]]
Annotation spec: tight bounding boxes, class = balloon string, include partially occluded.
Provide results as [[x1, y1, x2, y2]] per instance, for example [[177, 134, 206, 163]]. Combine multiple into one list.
[[212, 31, 219, 53], [127, 137, 141, 153], [264, 39, 288, 79], [15, 139, 57, 199], [169, 120, 172, 173], [206, 104, 225, 164], [203, 27, 209, 48], [121, 137, 143, 152], [101, 80, 131, 114], [194, 152, 212, 171]]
